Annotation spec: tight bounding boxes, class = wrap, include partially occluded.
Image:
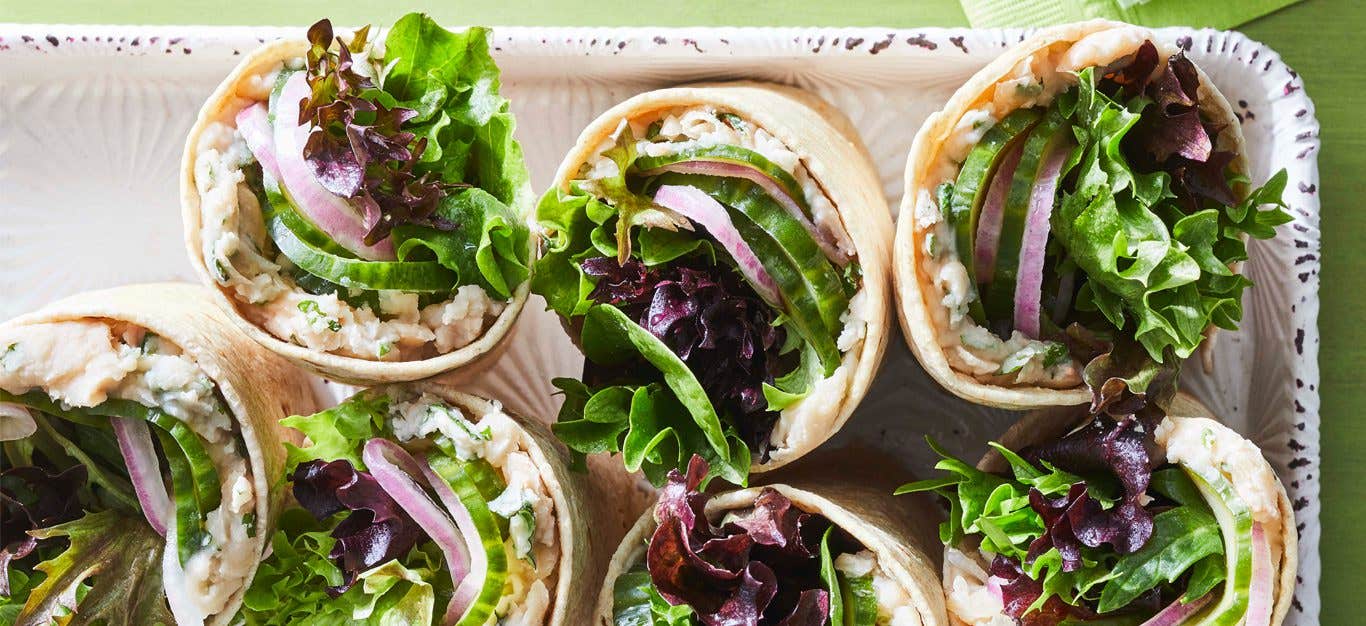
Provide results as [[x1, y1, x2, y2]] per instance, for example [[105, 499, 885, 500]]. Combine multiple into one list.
[[892, 20, 1290, 409], [239, 383, 633, 626], [0, 283, 318, 626], [900, 393, 1296, 625], [180, 15, 535, 386], [532, 82, 893, 487], [594, 456, 947, 626]]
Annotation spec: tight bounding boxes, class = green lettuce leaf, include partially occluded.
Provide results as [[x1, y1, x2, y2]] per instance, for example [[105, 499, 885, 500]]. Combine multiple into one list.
[[280, 393, 392, 472], [1051, 68, 1290, 363], [819, 527, 843, 625], [1097, 506, 1225, 612], [15, 511, 174, 626], [530, 188, 601, 318], [611, 564, 697, 626], [392, 187, 530, 299], [380, 14, 531, 297], [551, 304, 752, 487], [239, 508, 450, 626]]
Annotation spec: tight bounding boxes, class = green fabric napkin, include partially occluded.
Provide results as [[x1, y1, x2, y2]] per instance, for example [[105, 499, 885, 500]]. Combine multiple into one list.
[[959, 0, 1303, 29]]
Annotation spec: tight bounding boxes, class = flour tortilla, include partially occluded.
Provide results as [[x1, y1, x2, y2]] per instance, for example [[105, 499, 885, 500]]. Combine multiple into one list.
[[357, 383, 641, 626], [972, 393, 1296, 625], [592, 478, 947, 625], [180, 36, 535, 386], [893, 20, 1251, 409], [549, 82, 893, 472], [0, 283, 319, 625]]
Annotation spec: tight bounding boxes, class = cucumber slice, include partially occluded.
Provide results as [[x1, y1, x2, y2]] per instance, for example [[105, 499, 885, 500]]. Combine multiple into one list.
[[1183, 463, 1254, 626], [264, 204, 458, 292], [839, 573, 879, 626], [947, 108, 1042, 324], [650, 172, 846, 373], [726, 207, 842, 374], [428, 456, 510, 626], [672, 174, 848, 331], [983, 110, 1069, 324], [250, 167, 358, 259], [635, 144, 811, 217]]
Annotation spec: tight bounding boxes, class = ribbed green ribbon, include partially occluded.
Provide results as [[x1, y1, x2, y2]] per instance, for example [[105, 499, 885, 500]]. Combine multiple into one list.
[[959, 0, 1302, 29]]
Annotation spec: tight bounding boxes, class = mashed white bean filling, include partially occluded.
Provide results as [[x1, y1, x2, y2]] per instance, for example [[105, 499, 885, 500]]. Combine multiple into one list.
[[834, 550, 925, 626], [914, 28, 1176, 388], [942, 416, 1284, 624], [0, 321, 255, 626], [194, 60, 505, 362], [580, 106, 866, 460], [387, 392, 558, 626]]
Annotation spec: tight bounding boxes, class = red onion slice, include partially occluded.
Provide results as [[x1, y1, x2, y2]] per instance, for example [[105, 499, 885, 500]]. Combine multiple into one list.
[[273, 73, 395, 261], [0, 402, 37, 442], [1245, 523, 1274, 626], [974, 143, 1023, 283], [362, 438, 472, 618], [1013, 142, 1071, 339], [1139, 592, 1213, 626], [418, 457, 485, 624], [235, 104, 284, 183], [653, 184, 782, 306], [986, 575, 1005, 602], [649, 160, 845, 264], [111, 416, 171, 536]]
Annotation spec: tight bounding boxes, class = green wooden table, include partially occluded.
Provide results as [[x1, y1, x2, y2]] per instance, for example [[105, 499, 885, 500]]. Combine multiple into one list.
[[7, 0, 1359, 621]]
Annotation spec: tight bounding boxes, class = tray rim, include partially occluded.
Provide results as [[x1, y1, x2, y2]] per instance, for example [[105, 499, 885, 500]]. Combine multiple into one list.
[[0, 21, 1323, 622]]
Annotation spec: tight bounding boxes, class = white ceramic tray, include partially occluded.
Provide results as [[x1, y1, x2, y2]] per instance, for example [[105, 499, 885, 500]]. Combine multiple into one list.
[[0, 23, 1321, 622]]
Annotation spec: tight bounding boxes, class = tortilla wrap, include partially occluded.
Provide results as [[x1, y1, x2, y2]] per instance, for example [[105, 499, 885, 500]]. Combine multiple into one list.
[[593, 478, 948, 625], [964, 393, 1296, 625], [892, 20, 1251, 409], [180, 36, 534, 386], [548, 82, 893, 472], [347, 383, 640, 625], [0, 283, 319, 625]]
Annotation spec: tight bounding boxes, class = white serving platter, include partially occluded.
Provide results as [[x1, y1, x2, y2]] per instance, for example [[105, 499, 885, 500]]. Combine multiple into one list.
[[0, 23, 1321, 622]]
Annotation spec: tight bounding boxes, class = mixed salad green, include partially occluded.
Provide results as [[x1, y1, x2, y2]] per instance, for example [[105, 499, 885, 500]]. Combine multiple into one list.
[[899, 410, 1273, 625], [935, 41, 1290, 391], [1, 337, 231, 626], [534, 118, 856, 487], [232, 14, 529, 318], [239, 391, 541, 626], [611, 456, 879, 626]]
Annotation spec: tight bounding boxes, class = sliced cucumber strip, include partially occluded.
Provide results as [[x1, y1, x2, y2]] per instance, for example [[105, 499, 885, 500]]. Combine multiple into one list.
[[839, 572, 879, 626], [264, 203, 458, 292], [661, 173, 848, 332], [983, 110, 1069, 324], [948, 108, 1042, 323], [1183, 463, 1254, 626], [249, 166, 358, 259], [428, 456, 510, 626], [635, 144, 811, 216]]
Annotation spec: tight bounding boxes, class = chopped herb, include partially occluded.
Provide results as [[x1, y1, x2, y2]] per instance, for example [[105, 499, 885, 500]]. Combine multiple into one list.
[[718, 111, 747, 132], [297, 300, 342, 332]]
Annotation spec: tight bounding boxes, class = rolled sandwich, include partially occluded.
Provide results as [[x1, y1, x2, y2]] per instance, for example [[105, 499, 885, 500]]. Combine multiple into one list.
[[533, 83, 892, 486], [238, 384, 624, 625], [0, 284, 317, 625], [182, 14, 534, 385], [892, 20, 1291, 408], [596, 455, 946, 625], [898, 394, 1296, 625]]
